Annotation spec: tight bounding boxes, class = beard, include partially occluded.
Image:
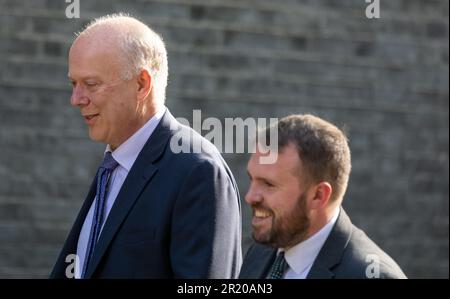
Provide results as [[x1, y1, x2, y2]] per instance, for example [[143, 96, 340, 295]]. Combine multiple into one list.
[[251, 192, 310, 249]]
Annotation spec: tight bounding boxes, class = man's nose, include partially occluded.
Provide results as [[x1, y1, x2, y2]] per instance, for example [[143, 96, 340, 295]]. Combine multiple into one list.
[[245, 184, 262, 205], [70, 85, 89, 107]]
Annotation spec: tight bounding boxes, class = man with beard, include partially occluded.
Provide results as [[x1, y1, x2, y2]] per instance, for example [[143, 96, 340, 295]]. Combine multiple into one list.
[[239, 114, 406, 279]]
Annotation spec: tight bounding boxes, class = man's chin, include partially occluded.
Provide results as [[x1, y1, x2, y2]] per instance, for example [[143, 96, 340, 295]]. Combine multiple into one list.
[[88, 130, 105, 143], [252, 231, 274, 247]]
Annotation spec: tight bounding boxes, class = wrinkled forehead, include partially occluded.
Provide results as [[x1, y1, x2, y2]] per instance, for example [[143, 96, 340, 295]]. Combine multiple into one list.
[[68, 33, 124, 78]]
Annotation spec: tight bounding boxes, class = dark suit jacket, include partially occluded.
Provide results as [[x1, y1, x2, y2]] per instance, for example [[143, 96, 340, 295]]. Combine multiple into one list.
[[50, 109, 242, 278], [239, 208, 406, 279]]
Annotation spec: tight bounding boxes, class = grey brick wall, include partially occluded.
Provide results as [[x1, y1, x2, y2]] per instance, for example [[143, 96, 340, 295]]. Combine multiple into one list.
[[0, 0, 448, 278]]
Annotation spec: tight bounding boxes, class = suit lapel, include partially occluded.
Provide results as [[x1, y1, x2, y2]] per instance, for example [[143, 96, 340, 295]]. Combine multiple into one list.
[[240, 244, 277, 278], [50, 179, 97, 278], [68, 179, 97, 253], [255, 247, 277, 278], [307, 208, 353, 279], [85, 110, 177, 278], [306, 262, 335, 279]]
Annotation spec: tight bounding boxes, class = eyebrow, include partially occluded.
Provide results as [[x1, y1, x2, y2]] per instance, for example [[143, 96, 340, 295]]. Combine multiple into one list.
[[247, 170, 277, 185], [67, 74, 102, 81]]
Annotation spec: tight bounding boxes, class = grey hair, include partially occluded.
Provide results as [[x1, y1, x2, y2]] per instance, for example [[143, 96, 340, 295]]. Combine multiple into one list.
[[77, 13, 169, 106]]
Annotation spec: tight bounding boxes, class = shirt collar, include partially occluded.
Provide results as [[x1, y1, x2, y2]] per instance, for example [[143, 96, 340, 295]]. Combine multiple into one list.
[[283, 207, 340, 275], [105, 106, 166, 172]]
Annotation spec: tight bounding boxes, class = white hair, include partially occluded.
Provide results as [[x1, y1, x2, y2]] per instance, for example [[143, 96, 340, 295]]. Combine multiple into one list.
[[77, 13, 169, 106]]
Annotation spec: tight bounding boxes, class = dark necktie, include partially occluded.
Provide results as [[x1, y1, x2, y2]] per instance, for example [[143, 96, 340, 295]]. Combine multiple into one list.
[[81, 152, 119, 278], [267, 251, 289, 279]]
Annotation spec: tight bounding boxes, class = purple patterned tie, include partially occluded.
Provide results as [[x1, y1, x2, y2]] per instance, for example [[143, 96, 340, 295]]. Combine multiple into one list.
[[81, 152, 119, 278]]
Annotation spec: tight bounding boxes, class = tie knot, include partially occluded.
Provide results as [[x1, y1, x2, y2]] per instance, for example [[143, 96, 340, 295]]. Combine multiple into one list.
[[100, 152, 119, 171]]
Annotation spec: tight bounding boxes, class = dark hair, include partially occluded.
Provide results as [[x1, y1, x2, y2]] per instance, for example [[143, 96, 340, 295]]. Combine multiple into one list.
[[266, 114, 351, 203]]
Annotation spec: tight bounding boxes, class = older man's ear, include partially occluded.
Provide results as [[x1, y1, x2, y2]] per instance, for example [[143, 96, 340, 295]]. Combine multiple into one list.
[[136, 68, 152, 101]]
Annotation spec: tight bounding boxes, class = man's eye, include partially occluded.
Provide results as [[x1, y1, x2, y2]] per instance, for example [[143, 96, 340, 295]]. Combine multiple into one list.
[[86, 82, 97, 87], [264, 180, 274, 188]]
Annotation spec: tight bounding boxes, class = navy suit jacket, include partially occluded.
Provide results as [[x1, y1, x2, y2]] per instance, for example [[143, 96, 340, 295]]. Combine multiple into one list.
[[239, 208, 406, 279], [50, 110, 242, 278]]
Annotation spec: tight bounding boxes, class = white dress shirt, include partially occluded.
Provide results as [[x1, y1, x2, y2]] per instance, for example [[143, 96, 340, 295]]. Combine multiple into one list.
[[74, 107, 166, 278], [282, 207, 340, 279]]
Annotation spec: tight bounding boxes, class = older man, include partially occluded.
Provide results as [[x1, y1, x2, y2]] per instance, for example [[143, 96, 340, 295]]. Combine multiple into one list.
[[239, 114, 406, 279], [50, 14, 242, 279]]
